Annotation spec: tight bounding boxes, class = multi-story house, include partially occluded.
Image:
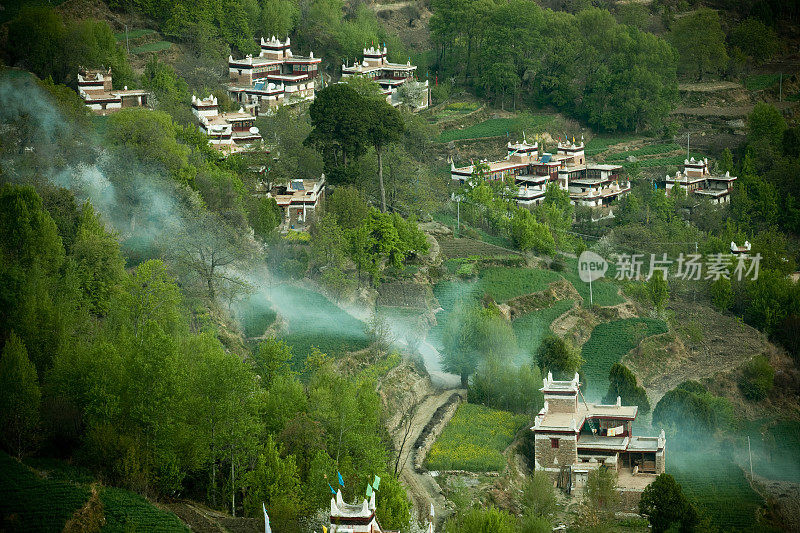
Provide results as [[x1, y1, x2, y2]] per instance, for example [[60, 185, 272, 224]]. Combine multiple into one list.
[[665, 157, 737, 204], [191, 94, 262, 155], [532, 373, 666, 490], [451, 138, 629, 207], [77, 68, 150, 115], [341, 46, 429, 109], [227, 36, 322, 113]]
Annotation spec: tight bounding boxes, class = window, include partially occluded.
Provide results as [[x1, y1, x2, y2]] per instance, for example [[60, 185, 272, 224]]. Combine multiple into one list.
[[550, 438, 559, 449]]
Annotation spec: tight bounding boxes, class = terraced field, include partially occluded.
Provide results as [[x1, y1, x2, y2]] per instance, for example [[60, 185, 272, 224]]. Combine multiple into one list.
[[438, 114, 555, 143], [425, 403, 526, 472], [580, 318, 668, 400], [670, 451, 764, 532], [512, 299, 574, 364]]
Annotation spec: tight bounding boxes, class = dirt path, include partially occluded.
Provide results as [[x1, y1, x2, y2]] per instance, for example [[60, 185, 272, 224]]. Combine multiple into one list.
[[392, 388, 465, 527]]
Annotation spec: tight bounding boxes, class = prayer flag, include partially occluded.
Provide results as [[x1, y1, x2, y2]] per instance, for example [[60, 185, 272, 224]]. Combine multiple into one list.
[[263, 503, 271, 533], [372, 475, 381, 491], [338, 471, 344, 487]]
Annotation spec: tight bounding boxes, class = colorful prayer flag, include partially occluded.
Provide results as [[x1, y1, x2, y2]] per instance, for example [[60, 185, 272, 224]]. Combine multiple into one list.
[[366, 484, 373, 497], [372, 475, 381, 491], [337, 471, 344, 487], [328, 482, 336, 495], [263, 503, 271, 533]]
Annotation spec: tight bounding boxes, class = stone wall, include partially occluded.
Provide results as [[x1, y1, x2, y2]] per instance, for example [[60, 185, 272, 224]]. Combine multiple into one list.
[[534, 433, 577, 469]]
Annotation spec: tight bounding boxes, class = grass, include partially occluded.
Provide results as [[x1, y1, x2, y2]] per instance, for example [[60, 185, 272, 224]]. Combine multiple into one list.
[[580, 318, 668, 400], [670, 451, 763, 532], [561, 257, 623, 307], [274, 285, 369, 362], [478, 267, 562, 303], [513, 299, 574, 363], [101, 487, 188, 532], [629, 152, 707, 169], [114, 28, 156, 41], [425, 403, 527, 472], [438, 114, 555, 143], [0, 451, 90, 532], [744, 73, 781, 92], [130, 41, 173, 54]]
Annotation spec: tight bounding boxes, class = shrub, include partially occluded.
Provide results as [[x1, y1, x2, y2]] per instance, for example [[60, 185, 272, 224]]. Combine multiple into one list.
[[602, 363, 650, 414], [469, 362, 543, 415], [738, 355, 774, 401], [444, 506, 517, 533], [653, 381, 734, 435], [710, 277, 733, 312], [456, 263, 477, 279]]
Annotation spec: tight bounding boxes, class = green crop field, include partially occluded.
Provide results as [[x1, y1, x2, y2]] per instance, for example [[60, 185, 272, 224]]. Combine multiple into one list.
[[513, 299, 574, 363], [438, 114, 555, 143], [0, 452, 187, 532], [744, 73, 781, 92], [606, 143, 681, 161], [0, 452, 90, 532], [425, 403, 527, 472], [584, 134, 637, 156], [274, 285, 369, 361], [670, 451, 763, 532], [581, 318, 668, 400], [742, 419, 800, 483], [131, 41, 173, 54], [561, 257, 623, 307], [478, 267, 562, 303], [114, 28, 156, 41], [101, 487, 188, 532], [629, 153, 706, 169]]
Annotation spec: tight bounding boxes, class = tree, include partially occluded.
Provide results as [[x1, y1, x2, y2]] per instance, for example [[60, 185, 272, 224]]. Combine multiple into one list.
[[738, 355, 774, 401], [718, 148, 734, 174], [710, 277, 733, 312], [248, 196, 282, 241], [441, 304, 517, 387], [366, 99, 405, 212], [603, 363, 650, 414], [639, 474, 699, 533], [253, 337, 294, 388], [306, 84, 368, 174], [521, 470, 558, 519], [647, 270, 669, 312], [536, 335, 583, 379], [0, 333, 41, 458], [668, 8, 728, 80], [729, 18, 780, 63], [585, 466, 619, 512], [747, 103, 787, 148], [243, 436, 302, 530]]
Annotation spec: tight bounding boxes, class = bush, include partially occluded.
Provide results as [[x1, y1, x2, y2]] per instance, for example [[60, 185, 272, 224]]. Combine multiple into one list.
[[456, 262, 477, 279], [738, 355, 774, 401], [710, 277, 733, 312], [469, 363, 543, 415], [653, 381, 734, 435], [444, 506, 517, 533]]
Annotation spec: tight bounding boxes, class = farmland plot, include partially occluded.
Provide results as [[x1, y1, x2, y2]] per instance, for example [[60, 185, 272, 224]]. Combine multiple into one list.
[[670, 451, 763, 532], [513, 299, 575, 364], [425, 403, 527, 472], [101, 487, 188, 532], [562, 258, 623, 307], [580, 318, 668, 400]]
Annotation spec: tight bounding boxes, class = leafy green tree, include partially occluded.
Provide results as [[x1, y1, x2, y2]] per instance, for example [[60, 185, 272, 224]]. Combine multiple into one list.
[[248, 196, 282, 241], [647, 270, 669, 312], [668, 8, 728, 80], [729, 18, 780, 63], [71, 203, 126, 316], [536, 335, 583, 379], [603, 363, 650, 413], [259, 0, 299, 38], [469, 361, 543, 414], [243, 436, 302, 530], [326, 186, 371, 231], [747, 103, 787, 148], [306, 84, 369, 174], [311, 212, 348, 269], [521, 470, 558, 519], [0, 333, 41, 458], [141, 56, 194, 125], [441, 304, 517, 387], [366, 99, 405, 212], [585, 466, 619, 512], [107, 109, 193, 185], [710, 277, 733, 312], [639, 474, 699, 533], [718, 148, 734, 174], [738, 355, 774, 401], [253, 337, 294, 387], [653, 381, 734, 435], [374, 474, 412, 531], [7, 6, 66, 81], [509, 208, 556, 254]]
